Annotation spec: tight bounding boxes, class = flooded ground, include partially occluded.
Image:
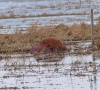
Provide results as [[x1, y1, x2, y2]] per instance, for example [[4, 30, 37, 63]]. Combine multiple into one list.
[[0, 0, 100, 33], [0, 0, 100, 89], [0, 53, 100, 90]]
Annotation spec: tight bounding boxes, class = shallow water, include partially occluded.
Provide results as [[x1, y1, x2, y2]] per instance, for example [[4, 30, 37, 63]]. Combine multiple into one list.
[[0, 0, 100, 34], [0, 54, 100, 90]]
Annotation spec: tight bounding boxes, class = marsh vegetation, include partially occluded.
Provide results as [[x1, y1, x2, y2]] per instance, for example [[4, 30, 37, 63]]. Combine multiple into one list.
[[0, 0, 100, 90], [0, 22, 100, 54]]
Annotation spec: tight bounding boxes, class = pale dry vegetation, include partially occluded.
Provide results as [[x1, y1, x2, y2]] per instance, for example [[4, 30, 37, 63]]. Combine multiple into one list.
[[0, 22, 100, 53]]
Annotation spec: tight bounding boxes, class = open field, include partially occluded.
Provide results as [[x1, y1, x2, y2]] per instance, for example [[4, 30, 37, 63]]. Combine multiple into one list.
[[0, 0, 100, 90], [0, 0, 100, 55], [0, 0, 100, 33]]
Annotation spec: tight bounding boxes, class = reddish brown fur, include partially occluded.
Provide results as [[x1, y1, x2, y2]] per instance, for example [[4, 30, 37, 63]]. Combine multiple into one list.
[[39, 38, 67, 52]]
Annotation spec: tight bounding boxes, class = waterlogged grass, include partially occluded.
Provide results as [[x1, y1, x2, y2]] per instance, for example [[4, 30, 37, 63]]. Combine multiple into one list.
[[0, 0, 97, 19], [0, 54, 100, 90], [0, 22, 100, 54]]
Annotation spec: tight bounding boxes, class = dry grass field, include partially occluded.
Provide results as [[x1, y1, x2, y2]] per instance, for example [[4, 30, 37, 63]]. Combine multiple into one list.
[[0, 21, 100, 53], [0, 0, 100, 54]]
